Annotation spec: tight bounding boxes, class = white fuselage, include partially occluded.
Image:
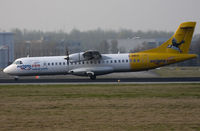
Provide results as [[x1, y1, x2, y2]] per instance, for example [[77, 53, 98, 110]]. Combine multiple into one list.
[[3, 54, 131, 76]]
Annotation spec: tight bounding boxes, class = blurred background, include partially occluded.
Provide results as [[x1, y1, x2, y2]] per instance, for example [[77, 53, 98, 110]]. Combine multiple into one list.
[[0, 0, 200, 69]]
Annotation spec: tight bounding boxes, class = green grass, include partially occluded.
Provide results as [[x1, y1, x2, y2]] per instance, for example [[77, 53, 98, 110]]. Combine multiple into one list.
[[1, 84, 200, 98], [0, 84, 200, 131]]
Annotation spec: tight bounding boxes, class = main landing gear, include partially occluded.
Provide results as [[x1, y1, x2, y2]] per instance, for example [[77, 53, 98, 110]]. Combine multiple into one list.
[[89, 74, 96, 80], [87, 72, 96, 80]]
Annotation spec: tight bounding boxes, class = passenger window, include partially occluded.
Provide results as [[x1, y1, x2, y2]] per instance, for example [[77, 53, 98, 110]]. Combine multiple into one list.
[[126, 60, 128, 62], [137, 59, 140, 62], [118, 60, 121, 63], [94, 61, 97, 64], [114, 60, 117, 63], [134, 59, 136, 62], [110, 60, 113, 63], [90, 61, 93, 64], [52, 63, 54, 66], [82, 61, 84, 64], [122, 60, 124, 62], [86, 61, 89, 64], [106, 61, 109, 63], [63, 62, 65, 65], [130, 59, 132, 62], [98, 61, 100, 64], [55, 62, 57, 65], [48, 63, 50, 66]]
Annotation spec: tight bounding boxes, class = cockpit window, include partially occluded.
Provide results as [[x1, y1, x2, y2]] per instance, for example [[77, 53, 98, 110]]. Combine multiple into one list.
[[13, 60, 23, 65]]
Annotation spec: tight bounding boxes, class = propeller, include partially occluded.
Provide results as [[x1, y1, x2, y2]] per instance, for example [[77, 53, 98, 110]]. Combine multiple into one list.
[[65, 48, 69, 65]]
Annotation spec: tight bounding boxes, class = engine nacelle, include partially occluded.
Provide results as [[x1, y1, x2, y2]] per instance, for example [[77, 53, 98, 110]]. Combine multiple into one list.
[[68, 52, 84, 62], [65, 50, 102, 62]]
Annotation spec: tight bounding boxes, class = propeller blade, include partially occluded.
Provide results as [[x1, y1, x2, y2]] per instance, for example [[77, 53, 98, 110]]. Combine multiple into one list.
[[66, 48, 69, 65]]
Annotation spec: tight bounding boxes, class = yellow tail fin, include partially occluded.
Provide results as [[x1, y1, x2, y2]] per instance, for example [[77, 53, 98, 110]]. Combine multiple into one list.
[[141, 22, 196, 54]]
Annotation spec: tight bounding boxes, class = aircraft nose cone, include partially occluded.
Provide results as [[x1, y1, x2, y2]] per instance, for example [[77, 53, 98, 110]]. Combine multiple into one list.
[[3, 66, 13, 74], [3, 67, 8, 74], [3, 65, 18, 75]]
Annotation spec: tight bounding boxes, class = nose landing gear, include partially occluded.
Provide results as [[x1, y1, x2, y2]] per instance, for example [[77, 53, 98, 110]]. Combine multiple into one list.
[[14, 76, 19, 81]]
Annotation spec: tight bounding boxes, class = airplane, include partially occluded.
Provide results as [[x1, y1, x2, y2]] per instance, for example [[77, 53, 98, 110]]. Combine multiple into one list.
[[3, 22, 197, 80]]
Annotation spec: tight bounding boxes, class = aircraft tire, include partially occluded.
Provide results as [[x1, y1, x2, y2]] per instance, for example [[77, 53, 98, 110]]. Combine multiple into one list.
[[90, 75, 96, 80], [14, 77, 19, 81]]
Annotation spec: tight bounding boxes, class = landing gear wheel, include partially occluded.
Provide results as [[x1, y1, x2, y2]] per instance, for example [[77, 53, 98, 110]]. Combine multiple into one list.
[[89, 75, 96, 80]]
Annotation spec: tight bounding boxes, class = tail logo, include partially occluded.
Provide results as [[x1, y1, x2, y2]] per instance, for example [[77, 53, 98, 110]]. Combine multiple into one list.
[[167, 38, 184, 52]]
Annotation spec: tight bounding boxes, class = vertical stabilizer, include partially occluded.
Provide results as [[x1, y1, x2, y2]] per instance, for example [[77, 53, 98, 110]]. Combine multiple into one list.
[[141, 22, 196, 54]]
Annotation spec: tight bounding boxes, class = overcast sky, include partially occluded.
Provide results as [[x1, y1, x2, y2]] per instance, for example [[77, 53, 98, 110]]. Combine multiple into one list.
[[0, 0, 200, 33]]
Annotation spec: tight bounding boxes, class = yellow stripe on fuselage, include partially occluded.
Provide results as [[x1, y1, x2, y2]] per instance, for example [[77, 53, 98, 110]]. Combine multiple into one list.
[[129, 53, 197, 71]]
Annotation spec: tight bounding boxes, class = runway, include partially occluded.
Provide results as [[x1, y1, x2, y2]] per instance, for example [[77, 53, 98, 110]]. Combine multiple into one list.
[[0, 77, 200, 84]]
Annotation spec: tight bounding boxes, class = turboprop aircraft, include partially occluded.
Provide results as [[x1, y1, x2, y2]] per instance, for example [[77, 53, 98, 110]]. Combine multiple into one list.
[[3, 22, 197, 80]]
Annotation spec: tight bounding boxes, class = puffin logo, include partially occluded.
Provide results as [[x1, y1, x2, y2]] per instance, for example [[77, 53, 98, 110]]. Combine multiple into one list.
[[167, 38, 184, 52], [17, 65, 32, 70]]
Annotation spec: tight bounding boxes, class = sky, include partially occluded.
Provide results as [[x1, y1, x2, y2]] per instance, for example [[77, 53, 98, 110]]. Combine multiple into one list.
[[0, 0, 200, 33]]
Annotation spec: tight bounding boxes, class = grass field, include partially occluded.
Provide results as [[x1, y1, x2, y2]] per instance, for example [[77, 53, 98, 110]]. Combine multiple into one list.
[[0, 84, 200, 131]]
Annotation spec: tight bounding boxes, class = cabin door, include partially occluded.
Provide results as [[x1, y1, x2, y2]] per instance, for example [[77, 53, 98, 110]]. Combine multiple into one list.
[[141, 54, 149, 69]]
